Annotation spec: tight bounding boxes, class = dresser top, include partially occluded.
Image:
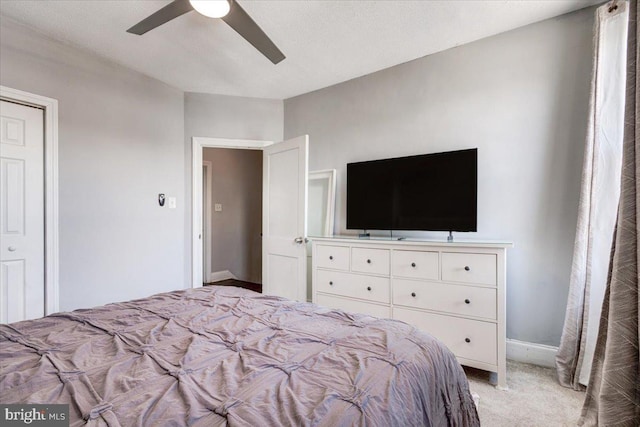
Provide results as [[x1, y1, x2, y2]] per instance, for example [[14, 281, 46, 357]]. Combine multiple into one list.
[[310, 235, 513, 248]]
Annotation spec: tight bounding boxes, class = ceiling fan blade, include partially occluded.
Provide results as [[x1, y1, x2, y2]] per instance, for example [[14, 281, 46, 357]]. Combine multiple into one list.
[[222, 0, 285, 64], [127, 0, 194, 35]]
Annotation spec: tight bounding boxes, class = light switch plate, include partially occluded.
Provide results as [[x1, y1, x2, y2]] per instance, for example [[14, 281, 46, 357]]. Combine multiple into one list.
[[214, 203, 223, 212], [168, 197, 177, 209]]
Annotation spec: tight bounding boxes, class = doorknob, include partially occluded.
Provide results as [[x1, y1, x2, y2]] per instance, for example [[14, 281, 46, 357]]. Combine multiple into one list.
[[8, 246, 17, 252], [294, 237, 308, 244]]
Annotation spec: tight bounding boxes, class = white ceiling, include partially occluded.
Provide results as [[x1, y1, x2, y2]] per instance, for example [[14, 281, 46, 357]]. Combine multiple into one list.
[[0, 0, 600, 100]]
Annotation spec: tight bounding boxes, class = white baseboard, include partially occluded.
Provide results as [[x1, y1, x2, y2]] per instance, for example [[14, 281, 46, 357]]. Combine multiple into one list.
[[506, 339, 558, 368], [209, 270, 237, 283]]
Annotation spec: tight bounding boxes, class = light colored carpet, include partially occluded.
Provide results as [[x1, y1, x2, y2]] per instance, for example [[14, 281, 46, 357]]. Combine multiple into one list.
[[465, 361, 586, 426]]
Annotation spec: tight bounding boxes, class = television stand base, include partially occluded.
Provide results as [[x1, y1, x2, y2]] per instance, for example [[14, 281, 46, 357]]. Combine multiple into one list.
[[447, 231, 454, 242], [358, 230, 371, 239]]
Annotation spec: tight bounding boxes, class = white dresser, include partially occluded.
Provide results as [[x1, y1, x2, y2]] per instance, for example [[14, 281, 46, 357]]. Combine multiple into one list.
[[311, 236, 511, 388]]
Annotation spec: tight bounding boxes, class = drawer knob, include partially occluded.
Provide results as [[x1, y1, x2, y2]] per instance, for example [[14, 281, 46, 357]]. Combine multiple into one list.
[[411, 292, 416, 297], [411, 262, 416, 268], [329, 256, 333, 260], [464, 266, 471, 271], [329, 281, 334, 286], [465, 338, 471, 343], [465, 299, 471, 304], [367, 259, 371, 264], [367, 286, 372, 291]]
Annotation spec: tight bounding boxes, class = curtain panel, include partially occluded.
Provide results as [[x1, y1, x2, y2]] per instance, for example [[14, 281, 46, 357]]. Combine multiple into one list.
[[580, 0, 639, 425], [556, 0, 629, 390]]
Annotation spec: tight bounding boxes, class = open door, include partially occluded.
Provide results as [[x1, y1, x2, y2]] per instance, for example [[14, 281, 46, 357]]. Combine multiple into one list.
[[262, 135, 308, 301]]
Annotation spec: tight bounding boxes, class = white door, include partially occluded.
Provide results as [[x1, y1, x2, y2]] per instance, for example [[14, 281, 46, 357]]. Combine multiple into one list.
[[0, 100, 45, 323], [262, 135, 308, 301]]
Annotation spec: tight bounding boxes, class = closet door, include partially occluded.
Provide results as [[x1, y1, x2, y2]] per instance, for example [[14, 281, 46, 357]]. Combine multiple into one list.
[[1, 100, 45, 323]]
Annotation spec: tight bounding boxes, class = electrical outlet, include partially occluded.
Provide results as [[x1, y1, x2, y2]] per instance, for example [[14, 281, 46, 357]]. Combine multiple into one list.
[[214, 203, 223, 212]]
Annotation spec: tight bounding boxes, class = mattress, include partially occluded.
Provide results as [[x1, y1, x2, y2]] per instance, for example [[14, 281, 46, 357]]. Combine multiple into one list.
[[0, 285, 480, 426]]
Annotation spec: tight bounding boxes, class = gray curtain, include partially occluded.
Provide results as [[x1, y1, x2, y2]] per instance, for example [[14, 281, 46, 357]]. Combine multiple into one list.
[[556, 1, 629, 390], [580, 0, 639, 425]]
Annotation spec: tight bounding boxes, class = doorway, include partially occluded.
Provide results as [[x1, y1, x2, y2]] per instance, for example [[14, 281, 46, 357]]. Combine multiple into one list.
[[191, 137, 274, 290], [192, 136, 309, 302], [202, 147, 263, 290]]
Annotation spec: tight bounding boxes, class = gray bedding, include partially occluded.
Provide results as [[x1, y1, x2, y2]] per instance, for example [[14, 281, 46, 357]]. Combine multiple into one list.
[[0, 286, 479, 426]]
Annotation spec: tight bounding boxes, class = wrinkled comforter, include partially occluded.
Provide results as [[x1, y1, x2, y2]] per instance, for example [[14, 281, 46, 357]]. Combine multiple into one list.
[[0, 285, 479, 426]]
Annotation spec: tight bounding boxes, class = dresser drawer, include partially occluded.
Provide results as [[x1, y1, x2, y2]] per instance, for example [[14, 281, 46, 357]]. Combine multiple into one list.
[[441, 253, 497, 286], [316, 294, 391, 318], [314, 245, 350, 271], [393, 307, 497, 366], [392, 250, 438, 280], [351, 247, 390, 275], [392, 279, 496, 320], [316, 270, 390, 303]]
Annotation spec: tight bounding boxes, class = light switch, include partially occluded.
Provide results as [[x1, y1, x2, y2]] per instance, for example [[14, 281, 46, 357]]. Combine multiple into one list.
[[168, 197, 177, 209], [214, 203, 223, 212]]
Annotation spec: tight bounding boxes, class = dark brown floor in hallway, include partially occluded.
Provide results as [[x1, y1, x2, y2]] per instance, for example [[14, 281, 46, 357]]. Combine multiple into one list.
[[205, 279, 262, 294]]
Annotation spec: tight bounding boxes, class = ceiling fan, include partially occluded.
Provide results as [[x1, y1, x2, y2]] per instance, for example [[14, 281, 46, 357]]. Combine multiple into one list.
[[127, 0, 285, 64]]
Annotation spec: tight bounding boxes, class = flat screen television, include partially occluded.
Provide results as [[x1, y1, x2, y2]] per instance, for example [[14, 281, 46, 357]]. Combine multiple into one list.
[[346, 148, 477, 232]]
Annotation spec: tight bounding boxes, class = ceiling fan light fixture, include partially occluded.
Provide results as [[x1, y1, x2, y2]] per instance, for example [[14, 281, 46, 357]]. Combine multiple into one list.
[[190, 0, 230, 18]]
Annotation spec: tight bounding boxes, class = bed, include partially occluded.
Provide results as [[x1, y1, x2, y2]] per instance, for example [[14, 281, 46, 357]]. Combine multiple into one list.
[[0, 285, 479, 426]]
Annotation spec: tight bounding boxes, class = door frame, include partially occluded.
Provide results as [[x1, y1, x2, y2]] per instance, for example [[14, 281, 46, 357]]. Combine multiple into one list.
[[202, 161, 213, 283], [191, 137, 273, 288], [0, 85, 59, 315]]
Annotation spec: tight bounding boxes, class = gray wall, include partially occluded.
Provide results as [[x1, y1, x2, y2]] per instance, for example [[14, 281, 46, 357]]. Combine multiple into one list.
[[284, 8, 594, 346], [0, 19, 186, 312], [203, 148, 262, 283], [185, 92, 284, 142], [184, 92, 283, 284]]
